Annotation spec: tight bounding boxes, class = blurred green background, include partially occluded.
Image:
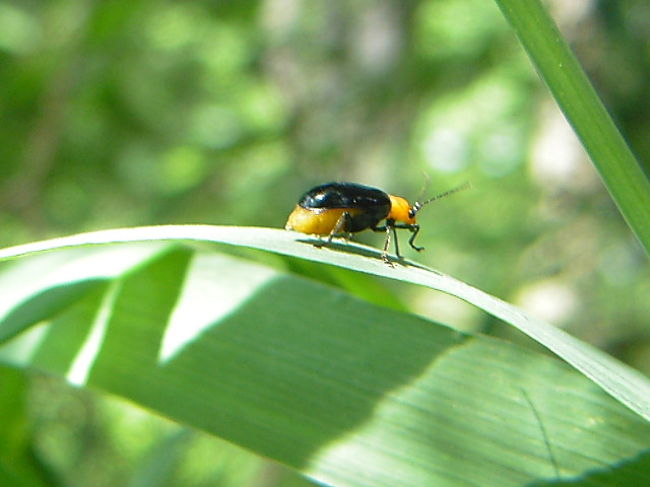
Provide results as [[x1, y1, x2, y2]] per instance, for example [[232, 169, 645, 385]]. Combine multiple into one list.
[[1, 0, 648, 486]]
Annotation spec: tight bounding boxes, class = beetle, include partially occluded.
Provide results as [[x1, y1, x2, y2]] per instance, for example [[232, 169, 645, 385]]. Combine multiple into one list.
[[285, 181, 468, 262]]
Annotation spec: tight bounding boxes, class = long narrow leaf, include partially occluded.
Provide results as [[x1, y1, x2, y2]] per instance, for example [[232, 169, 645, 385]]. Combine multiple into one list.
[[0, 225, 648, 423], [494, 0, 650, 253], [1, 241, 649, 486]]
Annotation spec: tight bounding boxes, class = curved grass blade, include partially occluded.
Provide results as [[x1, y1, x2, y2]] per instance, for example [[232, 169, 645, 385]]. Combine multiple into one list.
[[1, 242, 649, 486], [494, 0, 650, 253], [0, 225, 648, 422]]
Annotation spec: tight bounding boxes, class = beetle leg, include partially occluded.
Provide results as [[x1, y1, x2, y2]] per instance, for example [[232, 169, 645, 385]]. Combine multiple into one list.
[[372, 220, 399, 264], [326, 212, 352, 244], [381, 224, 392, 262], [388, 223, 423, 252], [407, 224, 423, 252], [391, 225, 401, 259]]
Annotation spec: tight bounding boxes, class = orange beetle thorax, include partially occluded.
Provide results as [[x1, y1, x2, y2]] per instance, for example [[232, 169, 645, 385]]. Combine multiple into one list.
[[387, 195, 416, 225]]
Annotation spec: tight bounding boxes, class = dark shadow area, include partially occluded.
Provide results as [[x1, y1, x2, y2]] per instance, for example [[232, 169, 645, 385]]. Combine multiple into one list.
[[526, 449, 650, 487], [294, 237, 433, 271]]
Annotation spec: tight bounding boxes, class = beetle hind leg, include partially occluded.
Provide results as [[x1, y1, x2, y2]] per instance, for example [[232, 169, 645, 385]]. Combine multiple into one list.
[[313, 212, 353, 248]]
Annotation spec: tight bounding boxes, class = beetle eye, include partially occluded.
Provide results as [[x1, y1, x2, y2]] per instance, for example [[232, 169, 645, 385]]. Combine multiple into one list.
[[409, 202, 423, 219]]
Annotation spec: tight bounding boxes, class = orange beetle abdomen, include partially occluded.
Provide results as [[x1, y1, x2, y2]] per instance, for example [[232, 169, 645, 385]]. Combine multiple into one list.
[[285, 205, 363, 235]]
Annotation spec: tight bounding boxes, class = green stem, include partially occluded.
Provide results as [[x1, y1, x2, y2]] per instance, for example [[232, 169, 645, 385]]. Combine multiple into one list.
[[495, 0, 650, 254]]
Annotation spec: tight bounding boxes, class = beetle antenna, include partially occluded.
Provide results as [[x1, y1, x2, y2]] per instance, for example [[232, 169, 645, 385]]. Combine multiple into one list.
[[411, 181, 471, 216]]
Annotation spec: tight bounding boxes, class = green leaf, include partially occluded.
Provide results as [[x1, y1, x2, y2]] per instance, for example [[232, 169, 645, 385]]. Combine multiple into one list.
[[126, 430, 192, 487], [0, 226, 649, 486], [1, 225, 648, 422], [0, 367, 59, 487], [494, 0, 650, 253]]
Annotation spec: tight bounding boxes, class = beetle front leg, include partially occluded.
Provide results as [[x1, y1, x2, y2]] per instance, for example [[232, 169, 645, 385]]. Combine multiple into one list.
[[407, 224, 423, 252], [380, 222, 423, 255]]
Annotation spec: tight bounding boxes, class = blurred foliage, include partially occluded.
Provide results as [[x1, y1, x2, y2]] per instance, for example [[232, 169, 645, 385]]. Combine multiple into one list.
[[0, 0, 648, 485]]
